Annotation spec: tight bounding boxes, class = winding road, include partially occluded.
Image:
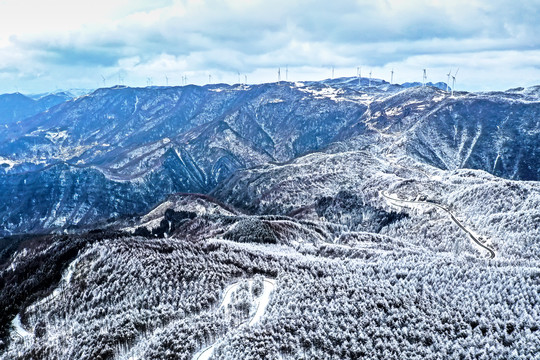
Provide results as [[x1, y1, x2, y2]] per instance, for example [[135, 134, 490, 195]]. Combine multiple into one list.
[[381, 191, 496, 259], [193, 278, 276, 360]]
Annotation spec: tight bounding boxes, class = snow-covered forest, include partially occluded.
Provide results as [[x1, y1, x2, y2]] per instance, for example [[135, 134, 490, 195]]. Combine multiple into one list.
[[1, 231, 539, 359]]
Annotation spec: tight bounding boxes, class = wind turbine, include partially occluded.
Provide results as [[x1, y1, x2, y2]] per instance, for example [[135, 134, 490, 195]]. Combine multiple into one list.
[[244, 75, 247, 84], [446, 68, 452, 92], [451, 68, 459, 97], [101, 75, 106, 87], [332, 66, 335, 79], [369, 70, 372, 87], [358, 66, 362, 86], [278, 67, 281, 84], [209, 74, 212, 84], [165, 75, 169, 86], [422, 69, 427, 87], [147, 77, 152, 86], [390, 69, 394, 84], [237, 71, 241, 84]]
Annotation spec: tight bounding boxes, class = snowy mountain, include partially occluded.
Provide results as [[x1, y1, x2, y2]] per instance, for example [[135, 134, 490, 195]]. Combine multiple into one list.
[[1, 80, 539, 236], [0, 78, 539, 359], [403, 90, 540, 180], [0, 82, 368, 235]]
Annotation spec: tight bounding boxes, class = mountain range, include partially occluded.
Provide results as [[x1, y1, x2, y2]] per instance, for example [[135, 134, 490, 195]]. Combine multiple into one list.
[[0, 78, 539, 359], [0, 79, 538, 236]]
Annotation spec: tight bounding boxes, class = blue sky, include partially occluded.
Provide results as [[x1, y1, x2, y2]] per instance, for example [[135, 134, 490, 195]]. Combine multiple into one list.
[[0, 0, 539, 93]]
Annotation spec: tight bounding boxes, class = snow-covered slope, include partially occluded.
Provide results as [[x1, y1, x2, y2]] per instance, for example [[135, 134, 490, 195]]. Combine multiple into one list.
[[213, 144, 540, 261], [0, 80, 539, 238], [0, 82, 371, 235]]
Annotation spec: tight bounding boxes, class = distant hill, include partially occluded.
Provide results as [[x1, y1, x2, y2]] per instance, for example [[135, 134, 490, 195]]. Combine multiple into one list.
[[0, 92, 72, 126]]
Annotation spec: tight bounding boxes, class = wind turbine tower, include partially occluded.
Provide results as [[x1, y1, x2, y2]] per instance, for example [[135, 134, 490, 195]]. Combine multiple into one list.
[[390, 69, 394, 84], [369, 70, 372, 87], [422, 69, 427, 87], [278, 68, 281, 84], [101, 75, 106, 87], [165, 75, 169, 86], [451, 68, 459, 97], [244, 75, 247, 84], [332, 66, 335, 79], [446, 69, 452, 92], [209, 74, 212, 84]]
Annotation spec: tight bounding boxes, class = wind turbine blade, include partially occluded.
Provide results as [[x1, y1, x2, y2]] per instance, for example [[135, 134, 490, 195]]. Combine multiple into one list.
[[454, 68, 460, 77]]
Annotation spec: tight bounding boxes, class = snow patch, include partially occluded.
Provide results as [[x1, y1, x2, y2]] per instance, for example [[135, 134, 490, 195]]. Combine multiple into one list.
[[0, 156, 19, 171], [45, 130, 68, 143], [298, 86, 347, 102], [11, 314, 33, 340]]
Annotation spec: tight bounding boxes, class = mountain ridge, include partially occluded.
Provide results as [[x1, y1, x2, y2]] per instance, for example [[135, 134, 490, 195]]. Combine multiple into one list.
[[0, 79, 539, 236]]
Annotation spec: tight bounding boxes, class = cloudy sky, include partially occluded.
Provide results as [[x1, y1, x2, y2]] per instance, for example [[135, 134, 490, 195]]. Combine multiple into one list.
[[0, 0, 539, 93]]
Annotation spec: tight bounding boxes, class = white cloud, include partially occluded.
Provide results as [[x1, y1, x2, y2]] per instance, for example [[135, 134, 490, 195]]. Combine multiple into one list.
[[0, 0, 539, 92]]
